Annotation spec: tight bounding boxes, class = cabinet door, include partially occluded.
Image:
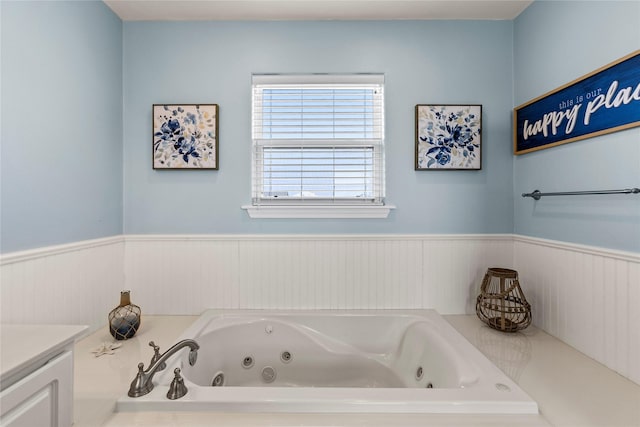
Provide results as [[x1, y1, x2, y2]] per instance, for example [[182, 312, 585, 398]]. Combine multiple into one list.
[[1, 351, 73, 427]]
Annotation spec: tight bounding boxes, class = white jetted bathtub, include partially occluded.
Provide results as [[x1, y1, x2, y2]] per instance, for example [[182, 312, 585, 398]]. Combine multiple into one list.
[[117, 310, 538, 414]]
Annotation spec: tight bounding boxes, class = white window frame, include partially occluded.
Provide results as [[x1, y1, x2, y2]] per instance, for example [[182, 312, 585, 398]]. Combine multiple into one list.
[[243, 74, 394, 219]]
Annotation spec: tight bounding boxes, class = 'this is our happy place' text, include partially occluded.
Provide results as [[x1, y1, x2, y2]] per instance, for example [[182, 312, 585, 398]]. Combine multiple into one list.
[[522, 79, 640, 141]]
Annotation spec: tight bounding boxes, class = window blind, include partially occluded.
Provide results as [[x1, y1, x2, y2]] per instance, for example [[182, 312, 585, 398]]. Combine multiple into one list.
[[251, 74, 385, 205]]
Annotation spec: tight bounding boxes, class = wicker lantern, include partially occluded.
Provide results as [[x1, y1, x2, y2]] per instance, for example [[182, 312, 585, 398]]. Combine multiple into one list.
[[476, 268, 531, 332]]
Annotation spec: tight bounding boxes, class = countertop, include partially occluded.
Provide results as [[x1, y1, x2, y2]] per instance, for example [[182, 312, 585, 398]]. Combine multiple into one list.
[[1, 324, 88, 389], [73, 315, 640, 427]]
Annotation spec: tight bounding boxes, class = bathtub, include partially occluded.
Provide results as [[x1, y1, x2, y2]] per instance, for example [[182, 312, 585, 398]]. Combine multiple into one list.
[[117, 310, 538, 414]]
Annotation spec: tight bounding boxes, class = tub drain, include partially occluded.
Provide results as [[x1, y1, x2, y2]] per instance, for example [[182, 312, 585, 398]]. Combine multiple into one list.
[[211, 372, 225, 387], [426, 382, 433, 388], [261, 366, 276, 383]]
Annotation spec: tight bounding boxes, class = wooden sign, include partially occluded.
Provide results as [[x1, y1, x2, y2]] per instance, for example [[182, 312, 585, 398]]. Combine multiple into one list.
[[514, 50, 640, 155]]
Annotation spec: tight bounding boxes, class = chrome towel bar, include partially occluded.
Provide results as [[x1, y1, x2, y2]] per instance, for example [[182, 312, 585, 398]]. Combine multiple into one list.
[[522, 188, 640, 200]]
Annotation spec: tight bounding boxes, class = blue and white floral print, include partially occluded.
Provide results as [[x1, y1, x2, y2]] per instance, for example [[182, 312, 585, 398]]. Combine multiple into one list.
[[153, 104, 218, 169], [416, 105, 481, 169]]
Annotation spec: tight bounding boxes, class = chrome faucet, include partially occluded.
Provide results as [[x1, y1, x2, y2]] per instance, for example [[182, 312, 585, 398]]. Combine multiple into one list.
[[128, 339, 199, 398]]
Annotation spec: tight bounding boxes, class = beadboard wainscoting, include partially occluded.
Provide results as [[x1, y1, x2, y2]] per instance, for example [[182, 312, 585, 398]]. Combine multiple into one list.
[[0, 236, 124, 330], [123, 234, 514, 315], [513, 236, 640, 385], [1, 234, 638, 386]]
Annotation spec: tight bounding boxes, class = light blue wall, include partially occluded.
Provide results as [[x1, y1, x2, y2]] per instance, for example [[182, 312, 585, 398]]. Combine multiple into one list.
[[4, 2, 637, 253], [513, 1, 640, 252], [1, 0, 123, 253], [123, 21, 515, 235]]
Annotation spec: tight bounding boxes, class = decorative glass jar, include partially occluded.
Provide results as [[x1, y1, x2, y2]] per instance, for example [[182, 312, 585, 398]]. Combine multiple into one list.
[[108, 291, 141, 340]]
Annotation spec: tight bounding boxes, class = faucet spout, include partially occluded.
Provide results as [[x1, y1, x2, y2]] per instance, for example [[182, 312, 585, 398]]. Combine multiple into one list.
[[128, 339, 199, 398]]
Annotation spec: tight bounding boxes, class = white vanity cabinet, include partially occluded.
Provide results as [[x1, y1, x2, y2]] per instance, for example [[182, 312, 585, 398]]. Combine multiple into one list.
[[1, 325, 87, 427]]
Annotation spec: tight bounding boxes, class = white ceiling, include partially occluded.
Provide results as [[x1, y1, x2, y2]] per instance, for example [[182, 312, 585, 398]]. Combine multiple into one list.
[[103, 0, 534, 21]]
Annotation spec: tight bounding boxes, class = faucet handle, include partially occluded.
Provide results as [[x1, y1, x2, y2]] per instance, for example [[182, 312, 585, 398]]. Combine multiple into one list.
[[149, 341, 166, 371], [167, 368, 188, 400], [128, 363, 152, 397]]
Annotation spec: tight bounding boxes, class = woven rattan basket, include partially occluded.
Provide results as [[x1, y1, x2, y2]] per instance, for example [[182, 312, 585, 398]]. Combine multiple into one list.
[[476, 268, 531, 332]]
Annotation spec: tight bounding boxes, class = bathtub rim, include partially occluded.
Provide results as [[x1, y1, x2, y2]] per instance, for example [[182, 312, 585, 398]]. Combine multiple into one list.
[[117, 309, 539, 415]]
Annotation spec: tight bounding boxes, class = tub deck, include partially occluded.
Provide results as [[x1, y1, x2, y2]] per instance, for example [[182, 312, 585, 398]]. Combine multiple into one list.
[[73, 314, 640, 426]]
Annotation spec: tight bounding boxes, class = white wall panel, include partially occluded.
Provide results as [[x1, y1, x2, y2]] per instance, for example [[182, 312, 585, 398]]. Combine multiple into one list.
[[513, 236, 640, 385], [236, 237, 428, 310], [123, 235, 512, 315], [124, 236, 240, 315], [0, 237, 124, 332]]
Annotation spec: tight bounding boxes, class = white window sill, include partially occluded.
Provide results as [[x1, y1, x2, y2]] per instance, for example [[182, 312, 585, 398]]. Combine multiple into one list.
[[241, 204, 395, 219]]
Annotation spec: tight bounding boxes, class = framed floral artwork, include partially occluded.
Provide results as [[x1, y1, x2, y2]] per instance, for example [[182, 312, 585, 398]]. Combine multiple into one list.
[[153, 104, 219, 169], [415, 104, 482, 170]]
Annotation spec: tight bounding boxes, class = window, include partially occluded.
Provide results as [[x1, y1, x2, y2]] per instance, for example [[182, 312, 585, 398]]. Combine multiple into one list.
[[246, 74, 391, 218]]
